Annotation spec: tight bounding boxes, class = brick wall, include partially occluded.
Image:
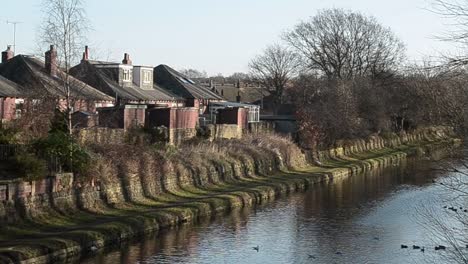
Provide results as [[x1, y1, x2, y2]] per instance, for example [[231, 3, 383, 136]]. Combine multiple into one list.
[[147, 107, 198, 129], [0, 97, 16, 121]]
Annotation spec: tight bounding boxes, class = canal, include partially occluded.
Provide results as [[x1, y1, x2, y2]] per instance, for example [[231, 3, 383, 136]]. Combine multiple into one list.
[[81, 155, 467, 264]]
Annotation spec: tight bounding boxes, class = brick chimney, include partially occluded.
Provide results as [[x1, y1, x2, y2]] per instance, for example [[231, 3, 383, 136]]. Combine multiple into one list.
[[122, 53, 132, 65], [45, 45, 57, 76], [1, 46, 14, 63], [82, 45, 89, 62]]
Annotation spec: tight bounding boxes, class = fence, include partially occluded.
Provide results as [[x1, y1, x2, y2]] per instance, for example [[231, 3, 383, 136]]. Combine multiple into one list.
[[0, 144, 22, 161], [0, 144, 62, 175]]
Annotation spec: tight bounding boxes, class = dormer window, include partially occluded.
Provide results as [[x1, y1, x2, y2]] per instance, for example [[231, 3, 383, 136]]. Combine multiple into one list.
[[123, 69, 131, 82], [143, 71, 152, 83]]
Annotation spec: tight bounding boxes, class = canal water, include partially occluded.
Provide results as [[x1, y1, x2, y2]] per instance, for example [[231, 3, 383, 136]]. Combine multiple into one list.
[[81, 156, 467, 264]]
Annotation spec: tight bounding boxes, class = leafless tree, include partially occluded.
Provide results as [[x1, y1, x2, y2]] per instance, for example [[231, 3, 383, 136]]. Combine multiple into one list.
[[249, 44, 300, 113], [284, 8, 405, 80], [430, 1, 468, 67], [415, 155, 468, 264], [179, 68, 208, 79], [403, 62, 468, 132], [39, 0, 89, 134]]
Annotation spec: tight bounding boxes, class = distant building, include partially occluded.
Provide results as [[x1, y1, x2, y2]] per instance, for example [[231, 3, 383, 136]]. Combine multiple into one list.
[[0, 74, 22, 121], [153, 64, 224, 113], [0, 45, 115, 120], [70, 47, 187, 108]]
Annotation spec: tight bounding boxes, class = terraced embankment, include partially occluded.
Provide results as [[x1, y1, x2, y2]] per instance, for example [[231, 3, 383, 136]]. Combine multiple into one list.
[[0, 127, 460, 264]]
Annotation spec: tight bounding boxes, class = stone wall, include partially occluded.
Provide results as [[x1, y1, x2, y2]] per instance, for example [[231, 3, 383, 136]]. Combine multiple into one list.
[[0, 126, 457, 225], [206, 124, 244, 140], [76, 127, 125, 145], [169, 128, 197, 145]]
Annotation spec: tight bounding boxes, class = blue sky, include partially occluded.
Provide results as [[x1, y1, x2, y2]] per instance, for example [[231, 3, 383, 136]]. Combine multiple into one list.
[[0, 0, 458, 75]]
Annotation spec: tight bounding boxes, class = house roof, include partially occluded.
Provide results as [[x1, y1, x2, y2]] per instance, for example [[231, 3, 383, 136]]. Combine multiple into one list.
[[71, 60, 184, 102], [154, 65, 224, 100], [202, 83, 269, 103], [209, 101, 260, 109], [0, 55, 114, 101], [0, 75, 22, 97]]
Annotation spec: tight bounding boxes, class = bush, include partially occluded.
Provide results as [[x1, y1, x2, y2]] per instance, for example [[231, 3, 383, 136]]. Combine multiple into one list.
[[11, 152, 47, 180], [0, 127, 20, 144], [33, 131, 90, 174]]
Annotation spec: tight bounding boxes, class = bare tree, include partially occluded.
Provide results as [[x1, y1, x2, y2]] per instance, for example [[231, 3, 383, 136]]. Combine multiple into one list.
[[416, 155, 468, 264], [430, 0, 468, 68], [284, 8, 405, 80], [249, 44, 300, 113], [179, 68, 208, 79], [39, 0, 89, 134]]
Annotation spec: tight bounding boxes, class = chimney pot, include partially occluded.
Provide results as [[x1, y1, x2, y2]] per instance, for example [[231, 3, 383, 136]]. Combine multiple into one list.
[[82, 45, 89, 62], [1, 46, 14, 63], [122, 53, 132, 65], [45, 45, 58, 76]]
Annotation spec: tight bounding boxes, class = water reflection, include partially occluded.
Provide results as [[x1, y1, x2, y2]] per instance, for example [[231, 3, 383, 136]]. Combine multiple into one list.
[[81, 158, 462, 264]]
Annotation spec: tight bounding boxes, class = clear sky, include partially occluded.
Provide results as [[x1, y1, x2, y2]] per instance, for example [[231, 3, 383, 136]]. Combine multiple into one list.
[[0, 0, 458, 75]]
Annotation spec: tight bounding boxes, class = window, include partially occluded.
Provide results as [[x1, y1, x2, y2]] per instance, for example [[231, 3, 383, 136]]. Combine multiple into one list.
[[15, 99, 24, 119], [248, 106, 260, 123], [123, 69, 131, 82], [143, 71, 152, 83]]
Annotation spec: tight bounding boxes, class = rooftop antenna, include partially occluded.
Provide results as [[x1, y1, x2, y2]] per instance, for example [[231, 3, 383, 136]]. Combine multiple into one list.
[[6, 20, 22, 52]]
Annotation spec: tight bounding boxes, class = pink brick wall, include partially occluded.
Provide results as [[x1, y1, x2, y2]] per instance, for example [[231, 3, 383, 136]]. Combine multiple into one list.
[[238, 108, 248, 129], [0, 97, 17, 121], [0, 185, 7, 201], [170, 108, 198, 129]]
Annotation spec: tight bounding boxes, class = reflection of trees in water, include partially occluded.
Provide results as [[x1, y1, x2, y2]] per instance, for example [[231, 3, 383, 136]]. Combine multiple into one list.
[[295, 161, 441, 262], [416, 155, 468, 264]]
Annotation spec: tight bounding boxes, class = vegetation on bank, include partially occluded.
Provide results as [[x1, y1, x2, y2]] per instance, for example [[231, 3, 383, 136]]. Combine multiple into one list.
[[0, 128, 458, 263]]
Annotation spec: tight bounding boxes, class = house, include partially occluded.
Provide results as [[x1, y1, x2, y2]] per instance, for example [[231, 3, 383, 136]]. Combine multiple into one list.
[[0, 72, 23, 121], [208, 101, 260, 126], [71, 111, 98, 128], [199, 78, 269, 104], [153, 65, 224, 113], [97, 104, 147, 129], [70, 47, 185, 107], [146, 107, 199, 144], [0, 45, 115, 116]]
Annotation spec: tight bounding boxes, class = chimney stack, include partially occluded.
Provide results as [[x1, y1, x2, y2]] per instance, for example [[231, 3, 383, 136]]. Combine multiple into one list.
[[45, 45, 58, 76], [82, 45, 89, 62], [122, 53, 132, 65], [1, 46, 14, 63]]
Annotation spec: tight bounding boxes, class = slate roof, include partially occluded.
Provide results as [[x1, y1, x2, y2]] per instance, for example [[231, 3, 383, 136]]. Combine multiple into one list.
[[205, 84, 269, 103], [70, 60, 184, 102], [0, 55, 114, 101], [0, 75, 22, 97], [154, 65, 224, 100]]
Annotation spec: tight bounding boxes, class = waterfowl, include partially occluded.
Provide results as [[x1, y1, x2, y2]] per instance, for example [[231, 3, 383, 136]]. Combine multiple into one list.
[[413, 245, 420, 249], [252, 245, 259, 252], [401, 245, 408, 249], [435, 245, 446, 250], [308, 254, 316, 259], [421, 247, 425, 253]]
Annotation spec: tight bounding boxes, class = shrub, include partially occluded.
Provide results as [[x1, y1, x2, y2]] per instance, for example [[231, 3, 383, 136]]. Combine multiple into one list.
[[33, 131, 90, 174], [0, 127, 20, 144], [12, 152, 47, 180]]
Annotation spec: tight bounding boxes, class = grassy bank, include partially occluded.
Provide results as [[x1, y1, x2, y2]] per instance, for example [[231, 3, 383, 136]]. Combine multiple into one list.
[[0, 129, 460, 264]]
